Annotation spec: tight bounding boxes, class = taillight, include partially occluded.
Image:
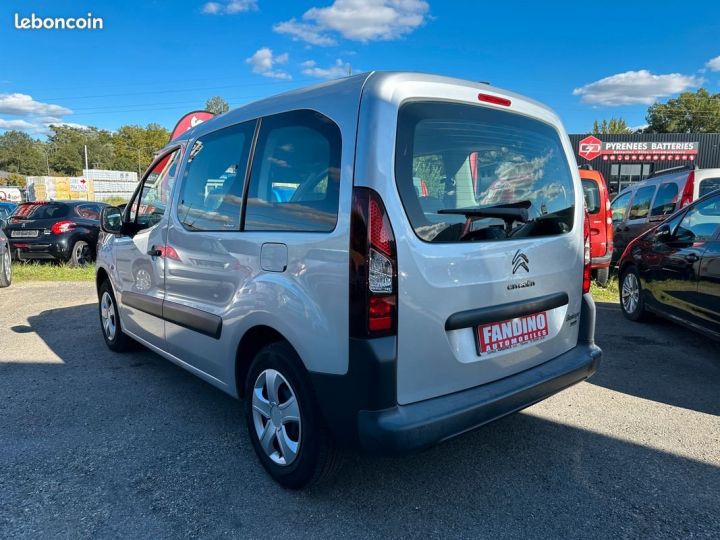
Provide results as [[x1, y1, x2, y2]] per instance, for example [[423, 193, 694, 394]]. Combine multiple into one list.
[[680, 170, 695, 208], [605, 199, 613, 256], [50, 220, 76, 235], [349, 187, 397, 338], [583, 210, 592, 294], [160, 245, 181, 261]]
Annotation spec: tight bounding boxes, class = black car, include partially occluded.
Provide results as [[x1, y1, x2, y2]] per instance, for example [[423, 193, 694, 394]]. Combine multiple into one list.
[[2, 201, 108, 265], [618, 190, 720, 340]]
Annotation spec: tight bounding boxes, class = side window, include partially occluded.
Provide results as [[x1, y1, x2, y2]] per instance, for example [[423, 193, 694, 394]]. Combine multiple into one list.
[[244, 109, 341, 232], [130, 148, 182, 230], [75, 204, 100, 220], [611, 192, 631, 223], [582, 179, 600, 214], [628, 186, 656, 221], [675, 196, 720, 243], [650, 182, 679, 217], [177, 121, 254, 231]]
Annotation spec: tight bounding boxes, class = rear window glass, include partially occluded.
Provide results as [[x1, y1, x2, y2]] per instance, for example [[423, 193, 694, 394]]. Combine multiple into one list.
[[395, 102, 575, 243], [582, 179, 600, 214], [12, 203, 69, 220], [699, 177, 720, 197]]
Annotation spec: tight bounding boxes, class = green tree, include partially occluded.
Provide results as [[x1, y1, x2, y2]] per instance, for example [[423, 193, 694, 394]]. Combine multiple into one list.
[[111, 123, 170, 174], [646, 88, 720, 133], [46, 126, 114, 175], [592, 117, 633, 134], [205, 96, 230, 115], [0, 131, 47, 175]]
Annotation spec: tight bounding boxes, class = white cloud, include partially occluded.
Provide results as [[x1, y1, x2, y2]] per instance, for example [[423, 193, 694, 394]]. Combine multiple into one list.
[[274, 0, 429, 46], [706, 56, 720, 72], [0, 93, 72, 117], [0, 118, 36, 130], [202, 0, 257, 15], [245, 48, 292, 80], [572, 70, 700, 106], [302, 59, 351, 79]]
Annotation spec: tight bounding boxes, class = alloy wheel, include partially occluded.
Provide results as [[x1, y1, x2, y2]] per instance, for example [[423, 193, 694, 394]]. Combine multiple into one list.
[[3, 249, 10, 283], [622, 272, 640, 315]]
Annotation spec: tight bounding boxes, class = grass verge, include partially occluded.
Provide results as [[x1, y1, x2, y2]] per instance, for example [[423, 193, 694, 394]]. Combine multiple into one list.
[[11, 262, 95, 282], [591, 277, 619, 303]]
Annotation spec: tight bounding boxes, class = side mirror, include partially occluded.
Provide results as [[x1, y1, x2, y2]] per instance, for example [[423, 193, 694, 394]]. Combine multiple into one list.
[[100, 206, 123, 235], [655, 224, 672, 242]]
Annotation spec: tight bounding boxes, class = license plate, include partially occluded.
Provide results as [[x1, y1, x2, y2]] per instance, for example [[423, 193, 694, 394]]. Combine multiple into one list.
[[11, 230, 38, 238], [476, 311, 550, 355]]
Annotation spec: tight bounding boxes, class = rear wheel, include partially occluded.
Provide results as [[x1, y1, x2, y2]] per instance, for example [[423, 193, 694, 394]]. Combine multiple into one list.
[[69, 240, 91, 266], [98, 280, 132, 352], [620, 266, 647, 321], [244, 341, 340, 489], [595, 267, 609, 287], [0, 246, 11, 287]]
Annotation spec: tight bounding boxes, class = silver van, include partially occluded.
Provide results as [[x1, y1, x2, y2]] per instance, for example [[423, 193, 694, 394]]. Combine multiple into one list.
[[96, 72, 601, 488]]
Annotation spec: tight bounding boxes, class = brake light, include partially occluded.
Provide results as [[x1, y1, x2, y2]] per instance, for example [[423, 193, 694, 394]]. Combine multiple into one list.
[[349, 188, 397, 337], [50, 220, 76, 235], [680, 170, 695, 208], [160, 245, 181, 261], [478, 93, 511, 107], [583, 210, 592, 294]]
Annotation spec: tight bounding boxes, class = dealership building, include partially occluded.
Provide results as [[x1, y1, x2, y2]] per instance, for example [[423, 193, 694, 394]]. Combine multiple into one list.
[[569, 133, 720, 194]]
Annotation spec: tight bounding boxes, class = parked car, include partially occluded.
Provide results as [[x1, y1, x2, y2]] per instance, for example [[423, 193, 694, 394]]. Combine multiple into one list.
[[3, 201, 108, 265], [96, 72, 602, 488], [618, 189, 720, 339], [580, 167, 613, 285], [0, 202, 17, 226], [0, 228, 11, 287], [611, 166, 720, 262]]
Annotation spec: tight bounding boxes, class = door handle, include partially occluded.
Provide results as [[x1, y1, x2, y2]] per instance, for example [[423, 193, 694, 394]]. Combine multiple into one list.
[[684, 253, 699, 263], [147, 246, 162, 257]]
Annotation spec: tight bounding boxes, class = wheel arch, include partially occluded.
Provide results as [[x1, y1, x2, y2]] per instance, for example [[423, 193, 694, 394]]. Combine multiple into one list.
[[96, 266, 110, 295]]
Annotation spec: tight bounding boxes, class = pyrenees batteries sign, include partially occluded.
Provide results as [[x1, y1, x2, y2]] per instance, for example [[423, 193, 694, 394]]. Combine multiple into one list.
[[578, 135, 699, 162]]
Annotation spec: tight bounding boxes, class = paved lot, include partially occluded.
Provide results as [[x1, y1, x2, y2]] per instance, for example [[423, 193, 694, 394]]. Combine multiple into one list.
[[1, 282, 719, 539]]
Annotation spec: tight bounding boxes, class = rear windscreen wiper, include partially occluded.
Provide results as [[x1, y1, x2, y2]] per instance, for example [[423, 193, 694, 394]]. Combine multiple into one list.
[[437, 200, 531, 223]]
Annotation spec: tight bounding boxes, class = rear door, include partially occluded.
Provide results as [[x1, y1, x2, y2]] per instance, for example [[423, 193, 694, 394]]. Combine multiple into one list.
[[388, 99, 581, 404], [623, 185, 657, 249], [692, 195, 720, 335], [610, 191, 632, 258], [582, 177, 606, 259]]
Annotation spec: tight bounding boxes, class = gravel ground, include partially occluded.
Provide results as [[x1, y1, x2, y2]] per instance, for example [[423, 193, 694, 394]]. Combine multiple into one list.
[[1, 282, 719, 539]]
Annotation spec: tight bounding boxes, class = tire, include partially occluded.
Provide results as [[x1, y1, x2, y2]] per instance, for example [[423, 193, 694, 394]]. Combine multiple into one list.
[[620, 266, 647, 322], [98, 280, 132, 352], [69, 240, 92, 266], [595, 267, 609, 287], [0, 246, 11, 287], [244, 341, 341, 489]]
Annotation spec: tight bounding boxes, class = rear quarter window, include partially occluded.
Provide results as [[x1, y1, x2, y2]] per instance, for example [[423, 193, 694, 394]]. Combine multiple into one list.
[[395, 101, 575, 243]]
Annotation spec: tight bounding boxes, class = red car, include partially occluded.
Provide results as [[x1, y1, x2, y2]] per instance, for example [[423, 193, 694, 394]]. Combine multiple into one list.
[[580, 167, 613, 285]]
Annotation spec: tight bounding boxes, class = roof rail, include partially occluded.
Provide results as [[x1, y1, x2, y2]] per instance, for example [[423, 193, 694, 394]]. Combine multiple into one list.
[[648, 164, 694, 179]]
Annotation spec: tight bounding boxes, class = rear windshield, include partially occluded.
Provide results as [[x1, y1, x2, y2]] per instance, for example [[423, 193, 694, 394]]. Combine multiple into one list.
[[699, 177, 720, 197], [12, 203, 70, 220], [395, 102, 575, 243], [582, 179, 600, 214]]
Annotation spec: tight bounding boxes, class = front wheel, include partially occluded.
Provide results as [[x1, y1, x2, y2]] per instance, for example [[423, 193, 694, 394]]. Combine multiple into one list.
[[620, 266, 647, 321], [244, 342, 341, 489], [98, 280, 132, 352], [0, 246, 11, 287]]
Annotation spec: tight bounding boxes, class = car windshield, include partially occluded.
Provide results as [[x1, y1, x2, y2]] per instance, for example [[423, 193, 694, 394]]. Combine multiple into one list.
[[11, 202, 70, 220], [0, 204, 16, 220], [395, 101, 575, 243]]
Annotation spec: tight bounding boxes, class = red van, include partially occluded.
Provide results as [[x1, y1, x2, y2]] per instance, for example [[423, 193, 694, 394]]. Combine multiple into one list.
[[580, 167, 613, 286]]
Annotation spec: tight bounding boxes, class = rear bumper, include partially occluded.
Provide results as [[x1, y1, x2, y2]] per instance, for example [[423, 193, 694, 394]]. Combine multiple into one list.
[[357, 342, 601, 453], [9, 235, 74, 261], [591, 251, 612, 269]]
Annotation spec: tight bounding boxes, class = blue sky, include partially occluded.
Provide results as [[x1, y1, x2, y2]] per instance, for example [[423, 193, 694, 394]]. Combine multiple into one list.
[[1, 0, 719, 137]]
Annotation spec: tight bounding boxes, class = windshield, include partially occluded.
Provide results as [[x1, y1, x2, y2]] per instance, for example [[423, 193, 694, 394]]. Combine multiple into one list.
[[11, 202, 69, 220], [395, 101, 575, 243]]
